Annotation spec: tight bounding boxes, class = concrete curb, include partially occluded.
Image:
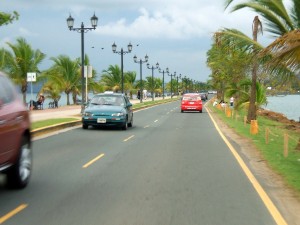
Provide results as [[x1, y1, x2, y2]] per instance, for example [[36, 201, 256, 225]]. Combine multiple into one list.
[[31, 120, 81, 137]]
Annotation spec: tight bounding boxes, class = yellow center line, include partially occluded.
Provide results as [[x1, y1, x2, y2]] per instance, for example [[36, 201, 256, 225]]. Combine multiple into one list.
[[123, 135, 135, 142], [207, 108, 288, 225], [82, 153, 105, 168], [0, 204, 27, 224]]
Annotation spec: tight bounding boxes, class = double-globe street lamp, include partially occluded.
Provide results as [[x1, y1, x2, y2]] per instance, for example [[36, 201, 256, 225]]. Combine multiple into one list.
[[146, 62, 159, 101], [133, 54, 149, 103], [66, 13, 98, 113], [168, 71, 176, 98], [112, 42, 133, 94], [158, 67, 169, 99]]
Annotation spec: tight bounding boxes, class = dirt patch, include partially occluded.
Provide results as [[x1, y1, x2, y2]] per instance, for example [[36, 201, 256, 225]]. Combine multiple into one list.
[[258, 108, 300, 133], [209, 109, 300, 225]]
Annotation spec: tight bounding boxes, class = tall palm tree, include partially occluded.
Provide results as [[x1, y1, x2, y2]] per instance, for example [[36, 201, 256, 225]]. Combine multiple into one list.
[[43, 55, 80, 105], [262, 30, 300, 72], [247, 16, 263, 121], [101, 65, 121, 92], [124, 71, 136, 99], [224, 0, 299, 119], [0, 38, 46, 103], [225, 0, 300, 36]]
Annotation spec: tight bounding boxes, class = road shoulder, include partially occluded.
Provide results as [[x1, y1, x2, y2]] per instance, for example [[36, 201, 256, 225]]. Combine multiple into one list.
[[208, 108, 300, 225]]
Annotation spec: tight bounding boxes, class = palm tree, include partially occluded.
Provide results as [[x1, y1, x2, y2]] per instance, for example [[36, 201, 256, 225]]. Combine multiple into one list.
[[0, 11, 19, 26], [207, 30, 256, 101], [39, 81, 61, 106], [124, 71, 136, 98], [225, 0, 300, 36], [224, 0, 300, 119], [262, 30, 300, 72], [101, 65, 121, 92], [0, 38, 46, 103], [42, 55, 80, 105]]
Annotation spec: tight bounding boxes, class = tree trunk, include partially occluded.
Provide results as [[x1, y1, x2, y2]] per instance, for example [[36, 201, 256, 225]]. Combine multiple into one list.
[[247, 16, 261, 122]]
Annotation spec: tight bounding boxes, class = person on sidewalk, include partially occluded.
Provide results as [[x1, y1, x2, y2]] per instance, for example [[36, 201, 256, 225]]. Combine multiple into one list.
[[143, 89, 147, 100], [230, 96, 234, 108]]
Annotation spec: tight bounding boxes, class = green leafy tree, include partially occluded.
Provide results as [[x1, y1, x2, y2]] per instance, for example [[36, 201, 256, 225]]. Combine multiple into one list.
[[0, 11, 19, 26], [101, 65, 121, 92], [124, 71, 137, 98], [0, 38, 46, 103], [43, 55, 80, 105]]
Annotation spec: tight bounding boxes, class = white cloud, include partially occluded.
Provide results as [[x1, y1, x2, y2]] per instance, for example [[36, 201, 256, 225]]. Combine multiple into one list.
[[19, 28, 39, 37]]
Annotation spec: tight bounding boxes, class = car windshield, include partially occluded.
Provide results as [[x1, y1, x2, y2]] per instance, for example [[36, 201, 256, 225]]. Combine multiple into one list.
[[90, 96, 124, 106]]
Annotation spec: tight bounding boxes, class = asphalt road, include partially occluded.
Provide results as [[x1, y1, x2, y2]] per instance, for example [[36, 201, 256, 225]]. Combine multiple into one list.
[[0, 101, 280, 224]]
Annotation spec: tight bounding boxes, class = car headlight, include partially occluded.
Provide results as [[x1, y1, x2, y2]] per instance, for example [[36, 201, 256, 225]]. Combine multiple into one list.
[[111, 112, 124, 117], [83, 112, 93, 117]]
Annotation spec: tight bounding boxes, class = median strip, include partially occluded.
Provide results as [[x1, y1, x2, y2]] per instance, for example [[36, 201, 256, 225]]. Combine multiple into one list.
[[82, 153, 105, 168]]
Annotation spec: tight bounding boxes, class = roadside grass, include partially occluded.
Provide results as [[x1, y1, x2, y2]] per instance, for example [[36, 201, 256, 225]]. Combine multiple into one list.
[[207, 103, 300, 194], [31, 118, 80, 130]]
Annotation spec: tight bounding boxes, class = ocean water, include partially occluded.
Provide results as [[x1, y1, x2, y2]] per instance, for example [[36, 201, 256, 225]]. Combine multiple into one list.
[[263, 95, 300, 122], [25, 93, 300, 121]]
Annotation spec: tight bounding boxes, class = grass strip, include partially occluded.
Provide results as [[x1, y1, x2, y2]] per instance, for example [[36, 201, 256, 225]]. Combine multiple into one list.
[[207, 103, 300, 194], [31, 118, 80, 130]]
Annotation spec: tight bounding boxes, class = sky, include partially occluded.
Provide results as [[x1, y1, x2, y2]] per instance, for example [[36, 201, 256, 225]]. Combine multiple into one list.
[[1, 0, 276, 83]]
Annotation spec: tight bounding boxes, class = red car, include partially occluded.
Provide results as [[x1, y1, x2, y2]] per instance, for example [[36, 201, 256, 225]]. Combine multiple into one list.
[[0, 72, 32, 188], [181, 93, 203, 113]]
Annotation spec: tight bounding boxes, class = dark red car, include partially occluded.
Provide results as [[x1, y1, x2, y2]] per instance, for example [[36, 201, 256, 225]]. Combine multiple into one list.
[[0, 72, 32, 188], [181, 93, 203, 113]]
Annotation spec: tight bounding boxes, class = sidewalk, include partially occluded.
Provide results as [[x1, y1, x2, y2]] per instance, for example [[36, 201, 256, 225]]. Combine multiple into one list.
[[30, 96, 173, 122]]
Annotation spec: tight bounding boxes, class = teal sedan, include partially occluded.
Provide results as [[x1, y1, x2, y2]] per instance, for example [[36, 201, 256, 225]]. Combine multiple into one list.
[[82, 93, 133, 130]]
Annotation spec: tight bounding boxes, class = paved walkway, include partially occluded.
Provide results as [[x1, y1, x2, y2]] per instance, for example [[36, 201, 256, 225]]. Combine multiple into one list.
[[30, 97, 173, 122]]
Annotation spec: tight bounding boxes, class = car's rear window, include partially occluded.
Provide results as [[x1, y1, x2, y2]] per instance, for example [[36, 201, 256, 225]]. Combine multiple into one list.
[[182, 96, 201, 101]]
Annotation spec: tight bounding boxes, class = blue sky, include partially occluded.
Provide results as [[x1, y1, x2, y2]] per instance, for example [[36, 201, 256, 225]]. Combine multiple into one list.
[[1, 0, 275, 83]]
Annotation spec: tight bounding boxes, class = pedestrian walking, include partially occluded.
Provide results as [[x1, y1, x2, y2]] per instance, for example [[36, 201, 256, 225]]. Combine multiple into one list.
[[230, 96, 234, 108]]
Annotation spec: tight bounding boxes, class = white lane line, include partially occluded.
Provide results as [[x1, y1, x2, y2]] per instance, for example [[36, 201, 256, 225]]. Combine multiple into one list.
[[123, 135, 135, 142]]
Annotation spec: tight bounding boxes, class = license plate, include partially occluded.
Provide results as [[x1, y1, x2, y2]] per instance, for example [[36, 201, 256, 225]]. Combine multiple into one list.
[[97, 118, 106, 123], [189, 102, 194, 104]]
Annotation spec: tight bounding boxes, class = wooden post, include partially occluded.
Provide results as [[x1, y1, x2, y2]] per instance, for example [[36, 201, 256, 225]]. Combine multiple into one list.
[[284, 133, 288, 158], [250, 120, 258, 135], [265, 127, 269, 144]]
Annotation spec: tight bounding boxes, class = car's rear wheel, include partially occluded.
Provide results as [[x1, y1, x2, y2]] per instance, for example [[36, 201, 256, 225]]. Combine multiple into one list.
[[181, 110, 184, 113], [6, 136, 32, 189], [199, 110, 202, 113]]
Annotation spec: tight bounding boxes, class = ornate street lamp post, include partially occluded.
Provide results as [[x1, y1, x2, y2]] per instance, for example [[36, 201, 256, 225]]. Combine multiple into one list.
[[168, 71, 176, 98], [66, 13, 98, 113], [158, 67, 169, 99], [112, 42, 133, 94], [133, 54, 148, 103], [146, 62, 159, 101]]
